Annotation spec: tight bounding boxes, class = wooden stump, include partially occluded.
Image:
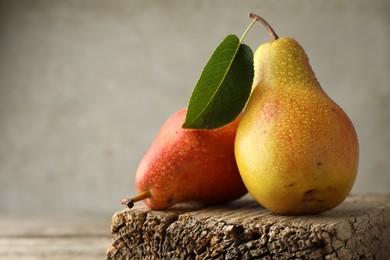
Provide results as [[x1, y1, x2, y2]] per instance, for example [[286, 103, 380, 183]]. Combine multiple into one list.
[[107, 194, 390, 259]]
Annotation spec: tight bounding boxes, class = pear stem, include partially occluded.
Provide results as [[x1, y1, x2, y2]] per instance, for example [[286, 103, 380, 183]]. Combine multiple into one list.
[[121, 190, 151, 209], [249, 13, 279, 41]]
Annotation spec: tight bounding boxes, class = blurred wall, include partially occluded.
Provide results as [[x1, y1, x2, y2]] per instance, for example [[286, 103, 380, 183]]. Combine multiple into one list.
[[0, 0, 389, 213]]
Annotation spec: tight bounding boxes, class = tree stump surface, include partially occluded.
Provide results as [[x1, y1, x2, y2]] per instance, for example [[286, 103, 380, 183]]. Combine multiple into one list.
[[107, 194, 390, 260]]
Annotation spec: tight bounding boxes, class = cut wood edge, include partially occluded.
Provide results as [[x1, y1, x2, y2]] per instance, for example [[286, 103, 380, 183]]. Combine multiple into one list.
[[107, 194, 390, 259]]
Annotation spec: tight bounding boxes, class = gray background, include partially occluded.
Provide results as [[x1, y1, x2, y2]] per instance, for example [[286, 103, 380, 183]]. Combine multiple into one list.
[[1, 0, 389, 214]]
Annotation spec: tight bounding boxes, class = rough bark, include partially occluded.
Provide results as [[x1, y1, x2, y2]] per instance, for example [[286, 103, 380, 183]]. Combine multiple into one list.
[[107, 194, 390, 260]]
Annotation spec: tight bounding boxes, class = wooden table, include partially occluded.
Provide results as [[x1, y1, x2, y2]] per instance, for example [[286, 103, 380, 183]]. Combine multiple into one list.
[[0, 213, 112, 259], [1, 194, 388, 259]]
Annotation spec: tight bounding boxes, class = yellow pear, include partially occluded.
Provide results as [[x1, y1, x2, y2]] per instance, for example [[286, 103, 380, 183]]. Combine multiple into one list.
[[235, 16, 359, 215]]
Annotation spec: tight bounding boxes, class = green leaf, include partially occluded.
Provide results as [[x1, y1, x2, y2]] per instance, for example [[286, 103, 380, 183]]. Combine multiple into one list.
[[182, 34, 253, 129]]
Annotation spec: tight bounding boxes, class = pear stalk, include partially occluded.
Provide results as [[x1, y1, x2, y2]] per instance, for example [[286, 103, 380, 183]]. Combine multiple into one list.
[[249, 13, 279, 41], [121, 190, 151, 209]]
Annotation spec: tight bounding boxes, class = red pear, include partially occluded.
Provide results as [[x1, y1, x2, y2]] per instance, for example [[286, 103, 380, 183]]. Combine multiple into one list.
[[122, 107, 247, 210]]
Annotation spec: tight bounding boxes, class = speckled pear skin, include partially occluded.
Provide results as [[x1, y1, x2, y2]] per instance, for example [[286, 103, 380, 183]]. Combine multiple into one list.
[[135, 108, 247, 210], [235, 38, 359, 215]]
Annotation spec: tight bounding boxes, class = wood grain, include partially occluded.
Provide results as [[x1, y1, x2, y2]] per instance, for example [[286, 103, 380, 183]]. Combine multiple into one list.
[[108, 194, 390, 259]]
